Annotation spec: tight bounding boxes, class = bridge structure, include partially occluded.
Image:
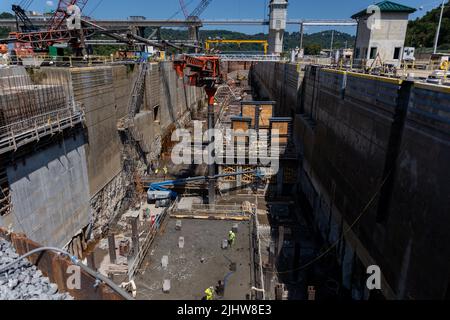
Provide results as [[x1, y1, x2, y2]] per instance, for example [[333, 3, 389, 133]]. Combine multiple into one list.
[[0, 17, 357, 52], [0, 18, 357, 28]]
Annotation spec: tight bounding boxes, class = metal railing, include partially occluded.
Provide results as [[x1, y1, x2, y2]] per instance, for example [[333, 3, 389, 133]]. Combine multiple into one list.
[[0, 105, 84, 155], [189, 53, 281, 62]]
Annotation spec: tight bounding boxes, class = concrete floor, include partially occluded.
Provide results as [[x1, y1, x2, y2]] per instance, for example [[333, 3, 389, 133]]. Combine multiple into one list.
[[135, 219, 253, 300]]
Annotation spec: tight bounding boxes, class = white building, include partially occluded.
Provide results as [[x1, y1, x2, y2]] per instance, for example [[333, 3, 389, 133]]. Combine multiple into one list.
[[352, 1, 416, 67]]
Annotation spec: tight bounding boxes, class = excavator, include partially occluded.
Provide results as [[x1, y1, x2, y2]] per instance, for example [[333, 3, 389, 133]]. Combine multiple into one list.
[[2, 0, 199, 62]]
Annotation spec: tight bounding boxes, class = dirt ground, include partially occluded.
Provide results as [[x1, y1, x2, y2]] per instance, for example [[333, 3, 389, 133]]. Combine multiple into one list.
[[134, 219, 253, 300]]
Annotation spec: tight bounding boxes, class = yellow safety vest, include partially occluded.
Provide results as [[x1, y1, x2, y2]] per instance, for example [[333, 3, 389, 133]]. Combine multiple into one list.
[[205, 287, 214, 300]]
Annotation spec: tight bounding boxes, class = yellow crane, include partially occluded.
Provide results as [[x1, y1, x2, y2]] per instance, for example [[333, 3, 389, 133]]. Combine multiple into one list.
[[205, 39, 269, 55]]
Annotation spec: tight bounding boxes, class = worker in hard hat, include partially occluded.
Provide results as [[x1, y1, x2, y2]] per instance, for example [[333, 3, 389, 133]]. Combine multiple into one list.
[[228, 230, 236, 247], [204, 286, 214, 300], [163, 166, 168, 178]]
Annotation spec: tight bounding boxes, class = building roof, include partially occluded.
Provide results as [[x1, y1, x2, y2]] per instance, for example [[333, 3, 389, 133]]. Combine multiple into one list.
[[351, 1, 417, 19]]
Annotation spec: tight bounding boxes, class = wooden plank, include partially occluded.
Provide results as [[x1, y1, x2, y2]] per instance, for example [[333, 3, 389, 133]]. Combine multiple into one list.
[[259, 105, 273, 128], [242, 105, 256, 127]]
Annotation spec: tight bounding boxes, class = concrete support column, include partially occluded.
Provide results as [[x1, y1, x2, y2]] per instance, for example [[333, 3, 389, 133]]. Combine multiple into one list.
[[268, 0, 288, 55], [299, 23, 304, 51], [130, 216, 139, 256], [207, 102, 216, 205], [188, 26, 200, 42], [108, 234, 117, 264], [87, 253, 96, 271], [236, 166, 242, 190]]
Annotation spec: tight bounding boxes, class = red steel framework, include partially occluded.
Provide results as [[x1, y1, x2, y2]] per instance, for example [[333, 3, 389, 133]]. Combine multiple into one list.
[[47, 0, 89, 31]]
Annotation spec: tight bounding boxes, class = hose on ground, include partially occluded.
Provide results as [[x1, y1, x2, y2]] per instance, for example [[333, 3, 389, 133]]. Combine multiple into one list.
[[0, 246, 134, 300]]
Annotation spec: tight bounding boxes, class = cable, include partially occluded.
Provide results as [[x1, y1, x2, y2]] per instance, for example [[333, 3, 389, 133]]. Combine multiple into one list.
[[271, 140, 411, 276], [0, 246, 134, 300], [87, 0, 105, 17]]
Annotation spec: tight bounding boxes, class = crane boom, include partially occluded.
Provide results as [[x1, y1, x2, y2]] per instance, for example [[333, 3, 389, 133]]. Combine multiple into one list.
[[12, 4, 39, 32], [189, 0, 213, 19], [179, 0, 189, 19]]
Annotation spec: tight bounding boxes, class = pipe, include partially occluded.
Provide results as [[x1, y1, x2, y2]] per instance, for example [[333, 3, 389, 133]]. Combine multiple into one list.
[[0, 246, 134, 300]]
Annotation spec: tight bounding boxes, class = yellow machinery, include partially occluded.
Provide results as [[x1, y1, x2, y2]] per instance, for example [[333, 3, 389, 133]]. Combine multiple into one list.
[[205, 39, 269, 55]]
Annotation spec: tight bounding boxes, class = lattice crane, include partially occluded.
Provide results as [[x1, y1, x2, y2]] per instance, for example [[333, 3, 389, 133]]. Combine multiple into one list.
[[47, 0, 89, 31], [12, 0, 39, 32], [179, 0, 213, 20]]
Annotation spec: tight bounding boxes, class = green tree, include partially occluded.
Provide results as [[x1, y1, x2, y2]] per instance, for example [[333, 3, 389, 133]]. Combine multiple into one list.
[[406, 1, 450, 49], [304, 44, 321, 55], [0, 12, 14, 19]]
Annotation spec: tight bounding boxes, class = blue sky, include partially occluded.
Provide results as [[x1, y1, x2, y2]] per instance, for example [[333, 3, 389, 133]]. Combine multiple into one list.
[[0, 0, 445, 34]]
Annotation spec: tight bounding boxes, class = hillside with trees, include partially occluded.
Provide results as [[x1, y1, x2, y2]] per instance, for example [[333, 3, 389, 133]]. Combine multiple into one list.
[[406, 1, 450, 50], [0, 12, 13, 38]]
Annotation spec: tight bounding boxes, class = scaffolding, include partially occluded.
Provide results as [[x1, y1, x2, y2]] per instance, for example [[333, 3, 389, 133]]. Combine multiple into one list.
[[0, 66, 83, 155]]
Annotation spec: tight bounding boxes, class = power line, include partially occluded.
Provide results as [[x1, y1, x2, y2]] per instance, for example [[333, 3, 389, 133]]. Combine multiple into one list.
[[88, 0, 105, 17]]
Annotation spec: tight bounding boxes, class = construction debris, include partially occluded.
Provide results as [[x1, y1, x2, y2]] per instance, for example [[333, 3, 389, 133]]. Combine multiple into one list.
[[0, 238, 73, 300]]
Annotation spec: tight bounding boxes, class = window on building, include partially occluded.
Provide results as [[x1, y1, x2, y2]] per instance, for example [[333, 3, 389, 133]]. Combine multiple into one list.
[[393, 47, 402, 60], [355, 48, 360, 58], [370, 47, 378, 59], [153, 105, 160, 122]]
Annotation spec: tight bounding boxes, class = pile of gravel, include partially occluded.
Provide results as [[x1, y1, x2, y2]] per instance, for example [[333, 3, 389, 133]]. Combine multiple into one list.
[[0, 238, 74, 300]]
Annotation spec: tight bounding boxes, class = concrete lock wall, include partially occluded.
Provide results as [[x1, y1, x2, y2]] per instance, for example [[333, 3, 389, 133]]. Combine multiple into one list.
[[251, 62, 450, 299], [0, 132, 90, 248]]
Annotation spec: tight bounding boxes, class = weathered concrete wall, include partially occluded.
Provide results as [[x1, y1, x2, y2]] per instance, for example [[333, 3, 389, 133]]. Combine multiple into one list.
[[382, 84, 450, 299], [251, 61, 304, 117], [251, 62, 450, 299], [1, 61, 205, 253], [71, 66, 130, 197], [0, 131, 90, 248]]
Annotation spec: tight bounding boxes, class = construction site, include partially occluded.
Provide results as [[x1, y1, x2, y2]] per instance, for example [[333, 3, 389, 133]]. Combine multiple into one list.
[[0, 0, 449, 302]]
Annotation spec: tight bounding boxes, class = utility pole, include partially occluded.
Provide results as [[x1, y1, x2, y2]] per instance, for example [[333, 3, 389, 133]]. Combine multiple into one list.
[[330, 30, 335, 57], [299, 23, 304, 51], [434, 0, 446, 54]]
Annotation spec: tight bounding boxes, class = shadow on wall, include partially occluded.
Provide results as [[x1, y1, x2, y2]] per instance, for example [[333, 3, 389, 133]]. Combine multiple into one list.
[[4, 131, 90, 248]]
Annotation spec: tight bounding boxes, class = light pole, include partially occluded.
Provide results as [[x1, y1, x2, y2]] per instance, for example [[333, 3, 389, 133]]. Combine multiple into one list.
[[433, 0, 446, 54]]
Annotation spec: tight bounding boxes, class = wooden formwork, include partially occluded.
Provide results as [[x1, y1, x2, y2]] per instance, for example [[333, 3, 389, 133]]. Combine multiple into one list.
[[240, 101, 276, 130], [269, 117, 293, 146], [222, 166, 237, 181], [231, 116, 252, 146]]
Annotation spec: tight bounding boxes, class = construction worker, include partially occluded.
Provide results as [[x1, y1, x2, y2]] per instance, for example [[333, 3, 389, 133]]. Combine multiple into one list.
[[163, 166, 168, 178], [204, 286, 214, 300], [228, 230, 236, 247]]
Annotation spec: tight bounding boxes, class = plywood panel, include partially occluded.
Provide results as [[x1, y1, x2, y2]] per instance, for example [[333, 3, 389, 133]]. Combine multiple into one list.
[[271, 122, 289, 145], [259, 105, 273, 128], [232, 120, 250, 144], [242, 105, 256, 127]]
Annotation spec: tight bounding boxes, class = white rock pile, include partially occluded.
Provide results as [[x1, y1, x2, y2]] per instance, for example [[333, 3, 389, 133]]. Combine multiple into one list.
[[0, 238, 73, 300]]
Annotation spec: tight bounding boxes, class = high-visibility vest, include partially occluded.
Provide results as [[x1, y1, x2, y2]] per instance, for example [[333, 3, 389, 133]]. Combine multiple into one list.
[[229, 232, 236, 241], [205, 287, 214, 300]]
